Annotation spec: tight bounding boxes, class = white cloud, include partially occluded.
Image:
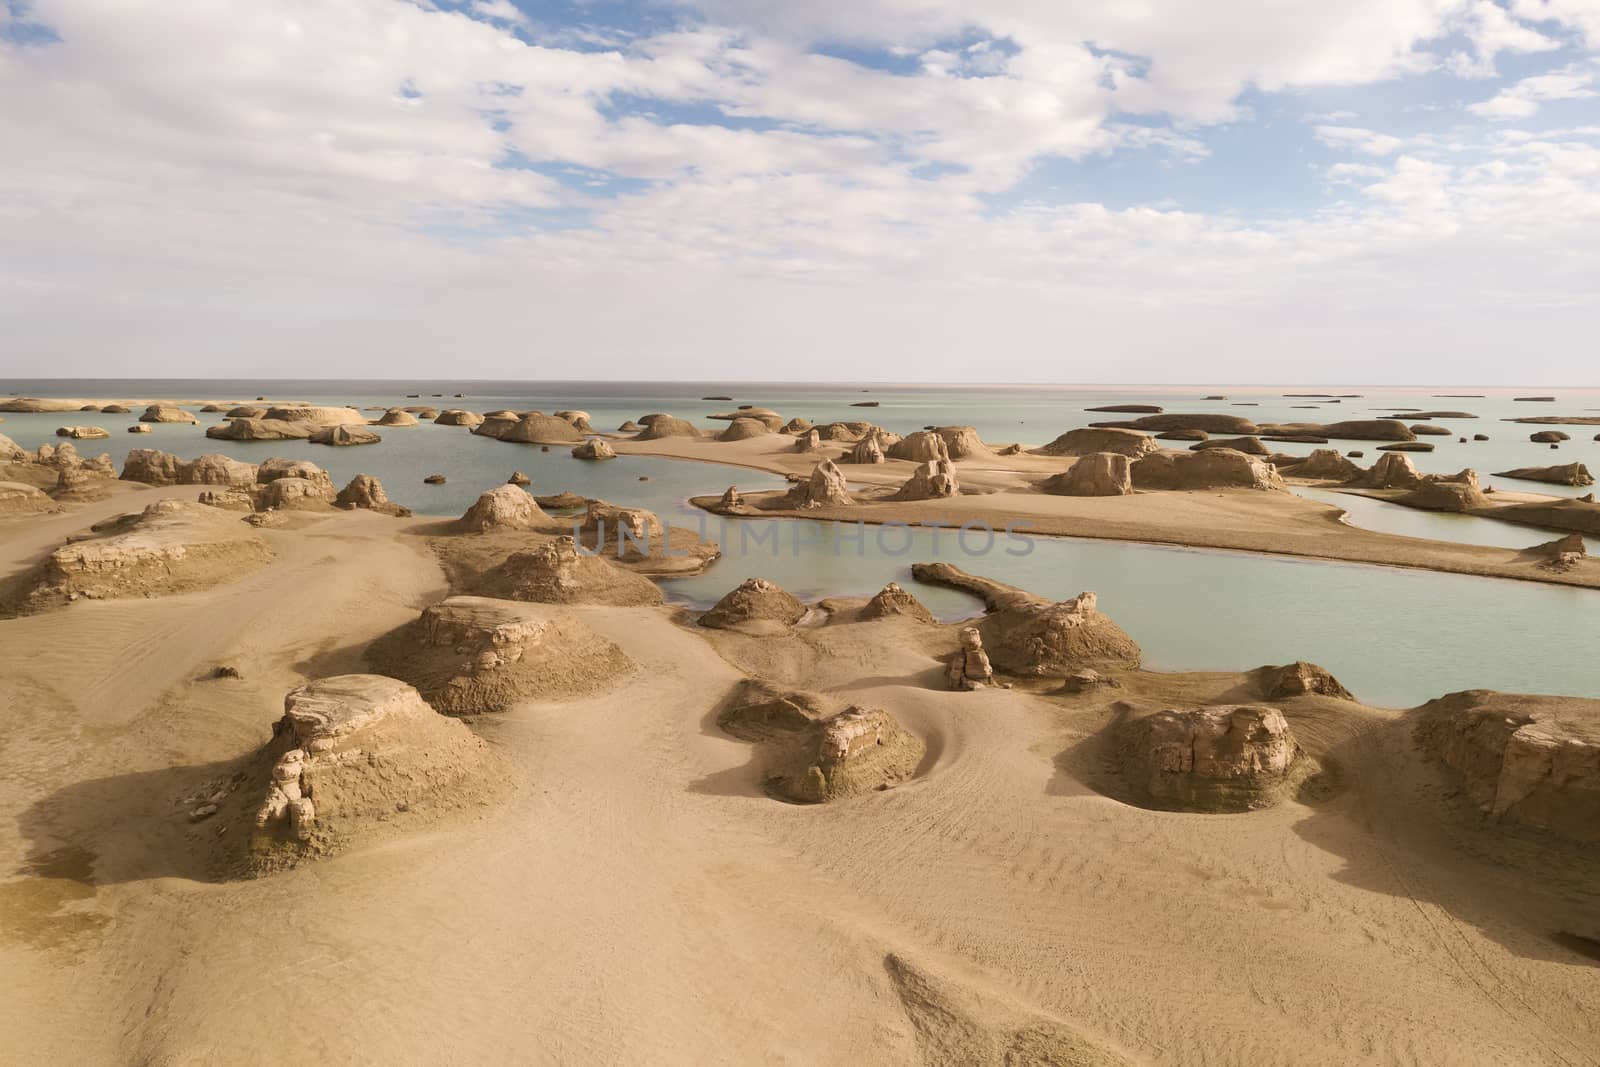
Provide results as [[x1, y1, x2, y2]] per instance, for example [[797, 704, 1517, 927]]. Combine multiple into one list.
[[1468, 64, 1597, 117], [469, 0, 526, 26], [1315, 125, 1407, 155]]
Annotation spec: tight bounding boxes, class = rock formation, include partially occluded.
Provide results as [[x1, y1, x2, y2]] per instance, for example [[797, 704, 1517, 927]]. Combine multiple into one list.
[[890, 458, 959, 501], [576, 500, 665, 560], [206, 417, 314, 441], [1191, 436, 1268, 455], [55, 425, 109, 440], [1530, 430, 1570, 443], [1277, 449, 1361, 480], [1398, 471, 1490, 512], [17, 499, 271, 610], [887, 430, 950, 463], [1483, 497, 1600, 538], [457, 485, 545, 532], [1257, 661, 1352, 701], [1252, 419, 1415, 442], [780, 459, 855, 509], [1031, 427, 1160, 458], [1129, 449, 1286, 492], [1093, 413, 1258, 436], [139, 404, 198, 424], [435, 409, 483, 426], [1349, 452, 1423, 489], [909, 562, 1141, 675], [1492, 463, 1594, 487], [1038, 453, 1132, 496], [1410, 424, 1453, 436], [792, 428, 822, 453], [334, 474, 410, 516], [934, 426, 990, 459], [499, 413, 584, 445], [1117, 705, 1304, 812], [699, 577, 807, 632], [718, 417, 773, 441], [375, 409, 419, 426], [256, 477, 335, 511], [0, 481, 55, 516], [707, 485, 753, 515], [860, 581, 935, 623], [944, 627, 998, 690], [235, 675, 503, 872], [127, 424, 150, 433], [633, 414, 702, 440], [1415, 690, 1600, 842], [847, 434, 886, 464], [309, 424, 381, 447], [780, 417, 812, 434], [572, 438, 617, 460], [368, 596, 632, 714], [476, 536, 664, 606], [1527, 533, 1587, 572]]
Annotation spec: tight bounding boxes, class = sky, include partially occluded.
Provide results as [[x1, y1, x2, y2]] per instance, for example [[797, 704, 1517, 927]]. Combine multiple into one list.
[[2, 0, 1599, 384]]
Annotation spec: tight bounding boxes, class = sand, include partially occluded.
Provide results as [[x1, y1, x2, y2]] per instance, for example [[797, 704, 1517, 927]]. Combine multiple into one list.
[[2, 481, 1598, 1065]]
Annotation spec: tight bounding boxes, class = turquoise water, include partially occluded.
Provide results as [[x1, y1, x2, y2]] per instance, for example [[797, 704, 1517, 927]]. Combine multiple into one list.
[[5, 380, 1599, 707]]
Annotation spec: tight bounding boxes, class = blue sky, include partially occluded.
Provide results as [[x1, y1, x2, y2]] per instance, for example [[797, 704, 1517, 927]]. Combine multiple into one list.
[[1, 0, 1598, 381]]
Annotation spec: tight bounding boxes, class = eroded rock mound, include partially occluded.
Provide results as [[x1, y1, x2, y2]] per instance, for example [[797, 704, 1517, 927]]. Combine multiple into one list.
[[1130, 448, 1286, 491], [1039, 453, 1132, 496], [699, 577, 806, 632], [1416, 690, 1600, 842], [910, 563, 1141, 675], [1192, 436, 1268, 455], [500, 413, 584, 445], [1399, 471, 1490, 512], [887, 430, 949, 463], [781, 459, 855, 509], [1527, 533, 1586, 573], [934, 425, 990, 459], [1257, 661, 1352, 701], [0, 481, 55, 516], [18, 499, 271, 610], [139, 404, 198, 424], [1254, 419, 1415, 442], [861, 581, 935, 623], [206, 417, 314, 441], [793, 428, 821, 453], [1349, 452, 1422, 489], [572, 438, 617, 460], [233, 675, 503, 873], [633, 414, 702, 440], [1097, 413, 1258, 436], [435, 409, 483, 426], [1118, 705, 1303, 811], [891, 458, 958, 501], [309, 424, 381, 447], [1278, 449, 1361, 480], [368, 596, 632, 714], [847, 434, 885, 464], [334, 474, 410, 516], [375, 409, 418, 427], [121, 449, 258, 487], [718, 417, 771, 441], [1493, 462, 1594, 487], [476, 536, 663, 606], [944, 627, 997, 690], [55, 425, 110, 440], [458, 485, 545, 532]]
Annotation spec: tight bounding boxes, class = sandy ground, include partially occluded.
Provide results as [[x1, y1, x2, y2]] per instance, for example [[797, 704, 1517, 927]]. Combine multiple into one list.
[[614, 433, 1600, 589], [2, 489, 1598, 1065]]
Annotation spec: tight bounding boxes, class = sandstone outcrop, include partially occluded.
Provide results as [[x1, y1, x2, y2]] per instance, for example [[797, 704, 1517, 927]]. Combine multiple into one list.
[[16, 499, 271, 610], [1038, 453, 1132, 496], [1530, 430, 1569, 443], [1277, 449, 1362, 480], [225, 405, 268, 418], [633, 414, 702, 440], [1129, 449, 1286, 491], [887, 430, 950, 463], [309, 424, 381, 447], [375, 409, 419, 427], [812, 421, 875, 442], [1095, 413, 1258, 436], [1526, 533, 1586, 572], [944, 627, 997, 690], [1410, 424, 1452, 436], [1349, 452, 1422, 489], [1377, 442, 1434, 452], [55, 425, 109, 440], [499, 413, 584, 445], [780, 459, 855, 509], [860, 581, 935, 623], [0, 481, 54, 516], [1117, 704, 1303, 812], [890, 458, 958, 501], [847, 434, 885, 464], [717, 417, 771, 441], [1191, 436, 1268, 455], [457, 485, 545, 532], [206, 417, 314, 441], [575, 500, 664, 559], [699, 577, 806, 632], [793, 428, 822, 452], [617, 419, 643, 433], [476, 536, 663, 606], [1398, 471, 1490, 512], [1257, 661, 1352, 701], [435, 409, 482, 426], [234, 675, 503, 872], [572, 438, 617, 460], [368, 596, 632, 714], [1415, 690, 1600, 842], [334, 474, 410, 516], [1492, 462, 1593, 487], [128, 424, 150, 433], [139, 404, 198, 424], [934, 425, 990, 459], [1031, 427, 1159, 458], [471, 414, 521, 439], [780, 417, 812, 434], [1253, 419, 1415, 442], [909, 563, 1141, 675], [256, 477, 335, 511]]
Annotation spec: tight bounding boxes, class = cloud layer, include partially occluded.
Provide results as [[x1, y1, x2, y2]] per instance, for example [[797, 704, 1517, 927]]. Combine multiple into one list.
[[2, 0, 1598, 382]]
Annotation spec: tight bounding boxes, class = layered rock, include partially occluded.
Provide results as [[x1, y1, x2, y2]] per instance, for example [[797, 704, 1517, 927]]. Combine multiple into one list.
[[309, 424, 381, 447], [334, 474, 410, 516], [1492, 462, 1594, 487], [890, 458, 958, 501], [1129, 448, 1286, 492], [1484, 497, 1600, 538], [237, 675, 502, 871], [1277, 449, 1362, 480], [944, 627, 997, 690], [793, 428, 822, 453], [0, 481, 55, 516], [375, 409, 419, 426], [1398, 471, 1490, 512], [572, 438, 617, 460], [633, 414, 702, 440], [1253, 419, 1416, 442], [887, 430, 950, 463], [368, 596, 632, 714], [699, 577, 806, 632], [718, 417, 773, 441], [256, 476, 336, 511], [1527, 533, 1587, 573], [139, 404, 198, 424], [909, 562, 1141, 675], [780, 459, 855, 509], [55, 425, 109, 440], [435, 409, 483, 426], [934, 426, 990, 459], [575, 500, 665, 560], [1118, 705, 1303, 812], [499, 413, 584, 445], [780, 417, 812, 434], [121, 449, 258, 486], [1093, 413, 1258, 436], [1349, 452, 1423, 489], [457, 485, 545, 532], [1415, 690, 1600, 842], [1191, 436, 1268, 455], [476, 536, 664, 606], [860, 581, 935, 623], [1031, 427, 1160, 458], [18, 499, 271, 609], [846, 434, 885, 464], [1038, 453, 1132, 496]]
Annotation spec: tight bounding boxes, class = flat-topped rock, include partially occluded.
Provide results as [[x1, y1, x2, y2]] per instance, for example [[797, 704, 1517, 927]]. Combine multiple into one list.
[[139, 404, 198, 424], [1254, 419, 1415, 442], [1118, 704, 1304, 812], [933, 426, 990, 459], [1416, 690, 1600, 842], [206, 417, 315, 441], [1398, 471, 1490, 512], [1493, 462, 1593, 487], [1039, 452, 1132, 496], [1278, 449, 1361, 481], [55, 425, 109, 440], [458, 485, 544, 532], [1130, 448, 1286, 491], [309, 423, 381, 447], [368, 596, 632, 714], [256, 476, 336, 511], [1349, 452, 1422, 489], [477, 536, 664, 606], [1191, 436, 1268, 455], [121, 449, 259, 486], [1096, 413, 1258, 436], [887, 430, 950, 463]]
